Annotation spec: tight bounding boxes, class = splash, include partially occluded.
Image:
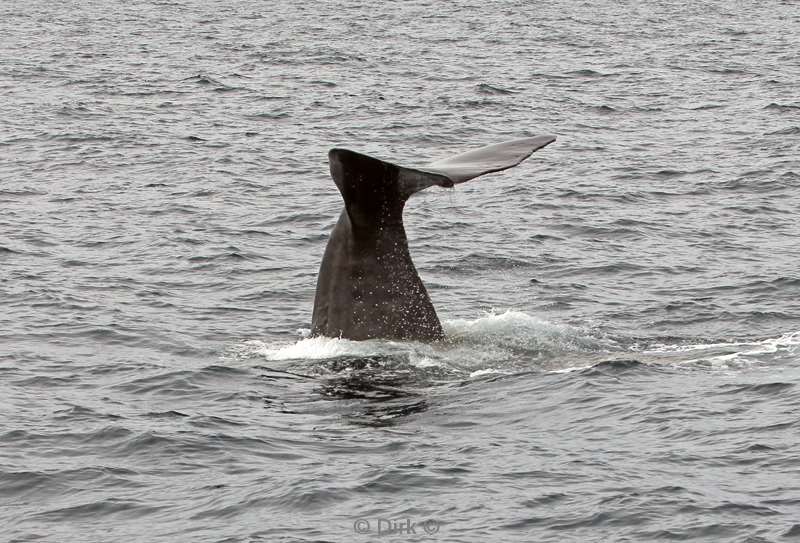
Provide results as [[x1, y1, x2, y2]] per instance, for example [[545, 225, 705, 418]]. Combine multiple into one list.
[[233, 311, 613, 377], [444, 310, 609, 353], [259, 335, 388, 361], [230, 313, 800, 378]]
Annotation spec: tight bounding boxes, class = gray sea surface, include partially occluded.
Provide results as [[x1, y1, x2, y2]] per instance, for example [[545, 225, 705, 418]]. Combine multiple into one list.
[[2, 1, 800, 541]]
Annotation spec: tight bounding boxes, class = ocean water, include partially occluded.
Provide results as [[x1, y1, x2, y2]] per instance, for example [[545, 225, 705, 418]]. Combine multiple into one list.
[[2, 0, 800, 541]]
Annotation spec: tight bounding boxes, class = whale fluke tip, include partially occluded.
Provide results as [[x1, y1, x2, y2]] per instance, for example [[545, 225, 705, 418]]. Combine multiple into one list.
[[423, 135, 556, 184]]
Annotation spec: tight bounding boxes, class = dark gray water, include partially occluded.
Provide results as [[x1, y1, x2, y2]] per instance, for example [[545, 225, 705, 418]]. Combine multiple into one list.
[[2, 1, 800, 541]]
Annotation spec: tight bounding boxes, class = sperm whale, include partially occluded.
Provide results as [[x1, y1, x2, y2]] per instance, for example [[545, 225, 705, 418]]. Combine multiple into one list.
[[311, 135, 556, 341]]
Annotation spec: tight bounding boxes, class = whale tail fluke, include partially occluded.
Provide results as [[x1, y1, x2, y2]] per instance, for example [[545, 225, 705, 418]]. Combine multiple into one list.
[[328, 135, 556, 223]]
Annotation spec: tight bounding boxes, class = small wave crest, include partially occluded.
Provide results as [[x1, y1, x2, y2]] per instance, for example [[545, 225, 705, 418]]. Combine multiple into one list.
[[642, 330, 800, 368]]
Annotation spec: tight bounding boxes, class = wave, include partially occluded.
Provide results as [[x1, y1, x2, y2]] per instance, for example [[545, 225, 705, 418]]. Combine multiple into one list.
[[476, 83, 516, 95], [642, 330, 800, 368], [763, 102, 800, 112]]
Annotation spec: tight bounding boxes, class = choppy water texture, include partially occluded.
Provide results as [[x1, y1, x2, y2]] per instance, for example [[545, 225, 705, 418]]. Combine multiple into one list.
[[2, 0, 800, 541]]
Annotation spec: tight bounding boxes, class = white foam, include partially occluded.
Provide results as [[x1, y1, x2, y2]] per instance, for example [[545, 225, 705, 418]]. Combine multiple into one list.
[[218, 309, 621, 381], [445, 310, 560, 337], [227, 311, 613, 379], [414, 356, 441, 368], [228, 323, 799, 379], [644, 330, 800, 368], [646, 330, 800, 354], [257, 336, 386, 361], [468, 367, 510, 378]]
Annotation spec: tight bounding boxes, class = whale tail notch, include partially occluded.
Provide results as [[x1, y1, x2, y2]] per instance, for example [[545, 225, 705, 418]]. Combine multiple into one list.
[[328, 135, 556, 224]]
